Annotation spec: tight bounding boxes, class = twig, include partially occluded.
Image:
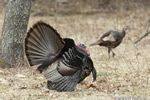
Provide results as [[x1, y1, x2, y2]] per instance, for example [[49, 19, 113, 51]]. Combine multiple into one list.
[[134, 32, 150, 44], [134, 19, 150, 44]]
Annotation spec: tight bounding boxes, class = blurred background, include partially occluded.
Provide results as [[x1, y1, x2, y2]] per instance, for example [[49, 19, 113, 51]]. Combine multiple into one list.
[[0, 0, 150, 16], [0, 0, 150, 99]]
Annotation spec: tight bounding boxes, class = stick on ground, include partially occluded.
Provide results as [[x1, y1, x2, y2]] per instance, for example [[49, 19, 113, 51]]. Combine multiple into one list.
[[134, 32, 150, 44]]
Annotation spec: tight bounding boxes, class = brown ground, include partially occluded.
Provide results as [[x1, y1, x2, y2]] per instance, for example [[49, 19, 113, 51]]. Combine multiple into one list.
[[0, 1, 150, 100]]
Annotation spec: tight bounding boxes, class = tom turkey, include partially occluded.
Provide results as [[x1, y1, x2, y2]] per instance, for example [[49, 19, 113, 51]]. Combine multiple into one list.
[[24, 21, 97, 91], [90, 26, 129, 57]]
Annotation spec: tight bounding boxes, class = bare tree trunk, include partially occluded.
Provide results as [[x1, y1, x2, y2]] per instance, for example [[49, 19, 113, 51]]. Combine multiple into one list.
[[0, 0, 32, 67]]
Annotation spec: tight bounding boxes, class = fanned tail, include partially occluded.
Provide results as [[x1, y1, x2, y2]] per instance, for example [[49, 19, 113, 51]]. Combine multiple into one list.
[[24, 21, 64, 66]]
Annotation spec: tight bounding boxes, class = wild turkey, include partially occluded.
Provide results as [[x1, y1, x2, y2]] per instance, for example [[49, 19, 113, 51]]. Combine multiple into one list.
[[24, 21, 96, 91], [90, 26, 129, 57]]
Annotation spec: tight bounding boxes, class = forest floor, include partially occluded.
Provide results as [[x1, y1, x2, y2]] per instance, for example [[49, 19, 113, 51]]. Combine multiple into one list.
[[0, 7, 150, 100]]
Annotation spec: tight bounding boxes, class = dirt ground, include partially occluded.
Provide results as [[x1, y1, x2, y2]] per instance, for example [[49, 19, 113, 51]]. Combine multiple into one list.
[[0, 1, 150, 100]]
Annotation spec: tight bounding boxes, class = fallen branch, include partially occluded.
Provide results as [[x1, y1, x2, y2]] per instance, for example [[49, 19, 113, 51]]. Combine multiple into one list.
[[134, 32, 150, 44]]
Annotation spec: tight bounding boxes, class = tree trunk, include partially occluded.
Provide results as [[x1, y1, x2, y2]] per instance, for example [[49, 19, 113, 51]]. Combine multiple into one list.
[[0, 0, 32, 67]]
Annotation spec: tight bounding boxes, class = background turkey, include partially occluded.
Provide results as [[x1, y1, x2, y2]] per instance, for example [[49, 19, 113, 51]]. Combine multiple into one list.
[[90, 26, 129, 57], [24, 21, 96, 91]]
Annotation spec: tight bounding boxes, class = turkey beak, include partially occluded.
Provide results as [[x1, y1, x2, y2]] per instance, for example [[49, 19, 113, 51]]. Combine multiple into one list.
[[92, 67, 97, 81]]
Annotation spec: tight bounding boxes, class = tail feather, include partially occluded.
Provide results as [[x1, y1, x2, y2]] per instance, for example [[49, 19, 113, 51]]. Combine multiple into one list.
[[90, 39, 110, 47], [90, 42, 97, 46], [27, 28, 48, 50], [32, 26, 50, 50], [24, 21, 65, 66], [90, 41, 101, 46], [26, 44, 47, 56]]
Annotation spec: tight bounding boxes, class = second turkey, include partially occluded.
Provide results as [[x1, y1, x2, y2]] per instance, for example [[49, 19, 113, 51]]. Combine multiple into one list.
[[90, 26, 129, 57]]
